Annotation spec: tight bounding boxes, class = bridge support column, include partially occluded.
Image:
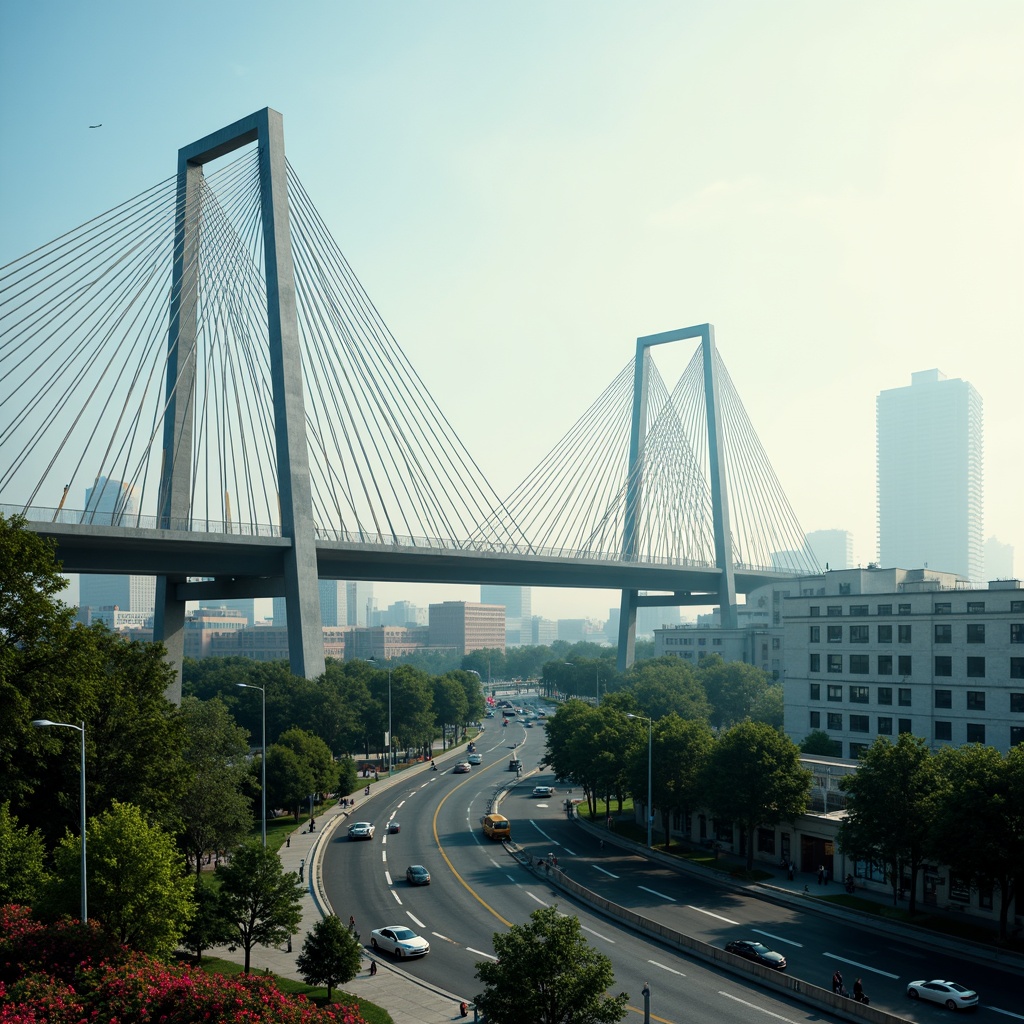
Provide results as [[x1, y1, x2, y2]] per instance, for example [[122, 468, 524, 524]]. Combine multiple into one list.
[[617, 589, 638, 672], [153, 576, 186, 704]]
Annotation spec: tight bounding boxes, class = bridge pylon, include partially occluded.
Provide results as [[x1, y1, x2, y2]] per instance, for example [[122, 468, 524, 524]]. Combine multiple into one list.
[[154, 108, 325, 696]]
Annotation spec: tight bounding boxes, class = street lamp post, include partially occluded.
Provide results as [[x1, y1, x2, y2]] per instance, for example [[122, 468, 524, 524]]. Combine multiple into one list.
[[387, 666, 392, 777], [236, 683, 267, 846], [627, 713, 653, 849], [31, 719, 87, 921]]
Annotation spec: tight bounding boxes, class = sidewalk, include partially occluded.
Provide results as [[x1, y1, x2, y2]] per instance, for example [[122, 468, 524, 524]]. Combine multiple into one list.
[[212, 756, 473, 1024]]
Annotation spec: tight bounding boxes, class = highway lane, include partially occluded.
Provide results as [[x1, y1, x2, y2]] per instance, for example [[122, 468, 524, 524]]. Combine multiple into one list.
[[323, 720, 858, 1023]]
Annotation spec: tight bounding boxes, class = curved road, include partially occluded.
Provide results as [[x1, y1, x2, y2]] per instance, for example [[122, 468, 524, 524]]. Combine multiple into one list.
[[323, 702, 1022, 1022]]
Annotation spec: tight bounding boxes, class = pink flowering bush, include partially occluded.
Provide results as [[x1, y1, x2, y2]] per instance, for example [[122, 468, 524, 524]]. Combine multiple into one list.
[[0, 905, 369, 1024]]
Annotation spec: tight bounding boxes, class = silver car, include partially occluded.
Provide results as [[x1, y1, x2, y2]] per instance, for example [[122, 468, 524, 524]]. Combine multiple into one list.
[[348, 821, 375, 840], [371, 925, 430, 958]]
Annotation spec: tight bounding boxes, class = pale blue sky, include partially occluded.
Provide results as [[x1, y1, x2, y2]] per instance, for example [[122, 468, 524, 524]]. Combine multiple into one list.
[[2, 2, 1021, 621]]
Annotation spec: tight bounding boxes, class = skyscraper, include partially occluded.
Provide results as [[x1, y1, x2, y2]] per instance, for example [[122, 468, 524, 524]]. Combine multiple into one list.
[[480, 586, 532, 646], [805, 529, 853, 571], [876, 369, 983, 580]]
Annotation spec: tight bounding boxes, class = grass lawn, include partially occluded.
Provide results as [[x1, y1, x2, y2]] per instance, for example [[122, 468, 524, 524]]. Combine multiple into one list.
[[191, 955, 394, 1024]]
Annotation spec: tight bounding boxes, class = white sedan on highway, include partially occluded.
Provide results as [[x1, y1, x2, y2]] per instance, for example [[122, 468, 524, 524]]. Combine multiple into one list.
[[347, 821, 375, 840], [906, 979, 979, 1011], [371, 925, 430, 958]]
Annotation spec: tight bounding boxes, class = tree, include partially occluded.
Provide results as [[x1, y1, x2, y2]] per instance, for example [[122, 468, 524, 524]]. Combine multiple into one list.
[[216, 839, 303, 972], [474, 905, 628, 1024], [929, 743, 1024, 940], [800, 729, 842, 756], [0, 801, 48, 904], [696, 655, 773, 729], [838, 734, 937, 912], [432, 675, 468, 749], [621, 657, 711, 723], [180, 876, 234, 962], [296, 913, 363, 999], [176, 696, 253, 874], [266, 743, 315, 821], [276, 728, 339, 800], [39, 800, 195, 957], [702, 722, 811, 870]]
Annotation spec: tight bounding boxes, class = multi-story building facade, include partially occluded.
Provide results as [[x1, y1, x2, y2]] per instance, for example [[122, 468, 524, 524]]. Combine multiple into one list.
[[877, 369, 983, 581], [480, 585, 532, 646], [654, 624, 780, 678], [428, 601, 505, 655], [783, 568, 1023, 757]]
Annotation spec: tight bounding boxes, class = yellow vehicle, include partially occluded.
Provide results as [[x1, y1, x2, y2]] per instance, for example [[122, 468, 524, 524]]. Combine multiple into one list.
[[482, 813, 511, 840]]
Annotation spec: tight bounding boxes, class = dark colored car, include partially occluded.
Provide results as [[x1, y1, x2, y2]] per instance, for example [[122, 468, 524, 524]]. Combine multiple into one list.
[[725, 939, 787, 970], [405, 864, 431, 885]]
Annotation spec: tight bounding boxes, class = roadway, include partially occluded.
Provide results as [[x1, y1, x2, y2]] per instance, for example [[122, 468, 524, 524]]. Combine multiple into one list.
[[323, 702, 1023, 1023]]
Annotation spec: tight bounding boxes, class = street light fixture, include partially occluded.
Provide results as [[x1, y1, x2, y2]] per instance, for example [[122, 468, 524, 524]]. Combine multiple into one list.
[[627, 713, 653, 849], [236, 683, 267, 846], [31, 719, 87, 921]]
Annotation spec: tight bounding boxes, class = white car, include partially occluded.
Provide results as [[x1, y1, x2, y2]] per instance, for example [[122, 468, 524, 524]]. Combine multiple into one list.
[[467, 753, 482, 764], [370, 925, 430, 958], [348, 821, 375, 840], [906, 980, 979, 1011], [532, 785, 554, 798]]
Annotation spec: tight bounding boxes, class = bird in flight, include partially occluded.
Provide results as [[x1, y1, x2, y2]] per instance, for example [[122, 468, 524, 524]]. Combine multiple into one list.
[[89, 123, 103, 129]]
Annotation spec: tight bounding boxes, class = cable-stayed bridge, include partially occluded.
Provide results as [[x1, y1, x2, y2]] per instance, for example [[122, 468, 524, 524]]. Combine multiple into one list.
[[0, 108, 818, 695]]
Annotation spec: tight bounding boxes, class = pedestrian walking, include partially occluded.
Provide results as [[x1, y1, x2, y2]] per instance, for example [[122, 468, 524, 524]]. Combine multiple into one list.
[[788, 861, 794, 881], [369, 960, 377, 977], [818, 865, 825, 885], [832, 969, 843, 995]]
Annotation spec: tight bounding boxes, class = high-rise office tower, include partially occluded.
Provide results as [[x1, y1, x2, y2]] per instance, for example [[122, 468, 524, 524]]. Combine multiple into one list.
[[345, 581, 374, 627], [78, 477, 155, 616], [273, 580, 345, 628], [877, 369, 983, 580], [480, 586, 532, 646], [805, 529, 854, 571]]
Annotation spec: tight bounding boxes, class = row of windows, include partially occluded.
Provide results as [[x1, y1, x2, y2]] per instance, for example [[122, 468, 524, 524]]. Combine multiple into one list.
[[809, 623, 1024, 644], [809, 683, 1024, 712], [808, 601, 1024, 617], [663, 636, 724, 646], [809, 711, 1024, 747], [808, 653, 1024, 678]]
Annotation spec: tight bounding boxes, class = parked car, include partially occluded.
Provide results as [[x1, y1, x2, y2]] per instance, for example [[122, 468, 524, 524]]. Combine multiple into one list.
[[348, 821, 375, 840], [724, 939, 787, 970], [532, 785, 554, 797], [453, 762, 471, 773], [405, 864, 431, 885], [906, 980, 979, 1011], [467, 753, 483, 764], [370, 925, 430, 958]]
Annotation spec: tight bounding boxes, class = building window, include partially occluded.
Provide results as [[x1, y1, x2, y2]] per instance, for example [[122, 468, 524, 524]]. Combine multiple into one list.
[[966, 723, 985, 744], [934, 656, 952, 677], [772, 637, 780, 650], [966, 656, 985, 678], [967, 623, 986, 643], [850, 604, 868, 616], [966, 691, 986, 711], [898, 655, 912, 676], [934, 721, 952, 741], [849, 715, 870, 733], [827, 712, 843, 730], [850, 625, 869, 643], [849, 656, 869, 675], [934, 624, 951, 644], [877, 686, 892, 705], [967, 601, 985, 613], [877, 655, 893, 675], [898, 624, 912, 643], [849, 742, 869, 759], [1011, 693, 1024, 713], [877, 604, 892, 616], [898, 687, 912, 707], [827, 606, 842, 617], [1012, 726, 1024, 746], [1011, 659, 1024, 680], [934, 602, 951, 614], [809, 653, 821, 673], [877, 624, 892, 644], [849, 685, 869, 702], [1012, 623, 1024, 644], [827, 684, 842, 701], [828, 655, 843, 673], [877, 717, 893, 735], [757, 828, 776, 855], [898, 718, 913, 734], [827, 625, 842, 643], [809, 711, 820, 728], [1013, 601, 1024, 612], [809, 683, 821, 701], [934, 689, 952, 709], [809, 625, 820, 643], [899, 603, 912, 614], [809, 606, 820, 617]]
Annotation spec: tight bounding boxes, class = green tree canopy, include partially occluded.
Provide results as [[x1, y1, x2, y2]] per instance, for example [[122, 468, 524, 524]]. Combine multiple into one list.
[[474, 905, 628, 1024], [696, 655, 774, 729], [0, 801, 48, 904], [800, 729, 842, 756], [180, 876, 235, 962], [40, 800, 195, 957], [432, 675, 469, 749], [216, 840, 303, 973], [621, 656, 711, 723], [266, 743, 315, 821], [296, 913, 363, 999], [838, 734, 937, 912], [701, 721, 811, 870], [276, 727, 338, 798]]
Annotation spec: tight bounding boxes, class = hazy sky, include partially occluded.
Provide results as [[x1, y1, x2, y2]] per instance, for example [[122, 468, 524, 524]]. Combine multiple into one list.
[[2, 2, 1020, 622]]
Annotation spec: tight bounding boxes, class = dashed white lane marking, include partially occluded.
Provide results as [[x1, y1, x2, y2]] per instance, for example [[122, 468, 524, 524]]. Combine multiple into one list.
[[384, 870, 393, 885], [581, 925, 615, 943], [593, 865, 619, 878], [753, 928, 802, 948], [822, 952, 899, 978], [990, 1006, 1024, 1019], [563, 847, 577, 856], [407, 912, 425, 928], [397, 800, 406, 808], [391, 890, 402, 904], [529, 820, 561, 844], [687, 905, 739, 925], [381, 849, 387, 862], [639, 885, 676, 902], [528, 892, 548, 906], [648, 960, 685, 976], [468, 947, 497, 960], [718, 991, 806, 1022]]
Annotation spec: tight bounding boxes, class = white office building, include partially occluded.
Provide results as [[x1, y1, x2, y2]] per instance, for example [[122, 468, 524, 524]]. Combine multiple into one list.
[[876, 369, 983, 581]]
